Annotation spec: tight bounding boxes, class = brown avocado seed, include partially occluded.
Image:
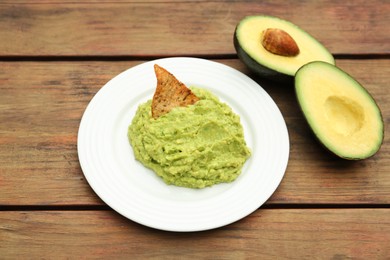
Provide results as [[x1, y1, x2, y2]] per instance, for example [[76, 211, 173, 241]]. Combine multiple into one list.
[[261, 28, 300, 57]]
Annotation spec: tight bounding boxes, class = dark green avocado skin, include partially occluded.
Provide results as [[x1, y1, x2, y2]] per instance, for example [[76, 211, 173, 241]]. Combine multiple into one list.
[[233, 28, 293, 83]]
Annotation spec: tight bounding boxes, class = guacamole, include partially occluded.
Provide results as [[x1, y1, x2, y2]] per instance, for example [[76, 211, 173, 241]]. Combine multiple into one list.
[[128, 87, 251, 189]]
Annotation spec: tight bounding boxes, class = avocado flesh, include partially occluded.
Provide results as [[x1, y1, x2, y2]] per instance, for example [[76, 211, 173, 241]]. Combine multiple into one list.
[[234, 15, 335, 79], [295, 61, 383, 160]]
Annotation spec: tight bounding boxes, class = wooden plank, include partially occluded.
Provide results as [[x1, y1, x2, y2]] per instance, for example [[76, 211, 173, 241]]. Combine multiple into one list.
[[0, 61, 134, 206], [0, 59, 389, 206], [0, 0, 214, 3], [1, 209, 389, 258], [0, 1, 389, 56]]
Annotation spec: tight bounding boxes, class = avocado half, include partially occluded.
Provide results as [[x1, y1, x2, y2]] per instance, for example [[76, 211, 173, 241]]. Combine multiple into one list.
[[295, 61, 384, 160], [234, 15, 335, 81]]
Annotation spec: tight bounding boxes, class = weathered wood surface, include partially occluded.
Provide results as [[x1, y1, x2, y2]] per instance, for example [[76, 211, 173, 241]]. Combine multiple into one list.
[[1, 209, 389, 259], [0, 0, 389, 57], [1, 59, 389, 206], [1, 1, 389, 258]]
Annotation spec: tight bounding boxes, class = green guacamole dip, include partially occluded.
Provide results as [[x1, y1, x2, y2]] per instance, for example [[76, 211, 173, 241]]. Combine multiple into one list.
[[128, 87, 251, 189]]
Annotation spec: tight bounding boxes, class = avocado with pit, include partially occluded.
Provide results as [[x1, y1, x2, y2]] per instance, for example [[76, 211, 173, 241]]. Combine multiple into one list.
[[295, 61, 384, 160], [234, 15, 335, 81]]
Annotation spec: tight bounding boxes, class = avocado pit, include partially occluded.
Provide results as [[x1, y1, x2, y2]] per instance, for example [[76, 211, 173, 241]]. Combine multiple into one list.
[[261, 28, 300, 57]]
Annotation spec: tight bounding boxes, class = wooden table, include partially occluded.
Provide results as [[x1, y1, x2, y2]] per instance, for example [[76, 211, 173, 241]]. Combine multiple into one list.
[[1, 1, 389, 258]]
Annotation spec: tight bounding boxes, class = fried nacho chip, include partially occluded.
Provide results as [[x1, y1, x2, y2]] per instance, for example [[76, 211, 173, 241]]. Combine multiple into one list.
[[151, 64, 199, 119]]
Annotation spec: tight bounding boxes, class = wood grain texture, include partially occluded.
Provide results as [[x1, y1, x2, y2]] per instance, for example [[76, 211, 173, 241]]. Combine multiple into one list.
[[1, 1, 388, 257], [0, 59, 389, 206], [0, 0, 389, 56], [1, 209, 389, 259]]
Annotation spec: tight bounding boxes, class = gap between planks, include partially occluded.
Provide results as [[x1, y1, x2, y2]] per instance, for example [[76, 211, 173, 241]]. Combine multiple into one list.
[[0, 53, 389, 62], [1, 203, 389, 211]]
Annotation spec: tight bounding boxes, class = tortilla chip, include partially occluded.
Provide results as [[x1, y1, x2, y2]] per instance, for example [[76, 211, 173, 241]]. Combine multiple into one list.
[[151, 64, 199, 119]]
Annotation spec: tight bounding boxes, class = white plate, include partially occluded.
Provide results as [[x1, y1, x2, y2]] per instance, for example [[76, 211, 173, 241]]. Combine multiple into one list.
[[78, 57, 289, 232]]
